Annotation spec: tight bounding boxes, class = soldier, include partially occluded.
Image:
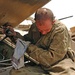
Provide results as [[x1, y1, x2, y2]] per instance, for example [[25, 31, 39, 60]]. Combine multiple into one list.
[[2, 8, 75, 74], [24, 8, 75, 74]]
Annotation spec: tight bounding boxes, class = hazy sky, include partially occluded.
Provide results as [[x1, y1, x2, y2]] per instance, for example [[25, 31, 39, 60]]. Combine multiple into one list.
[[43, 0, 75, 30], [43, 0, 75, 18]]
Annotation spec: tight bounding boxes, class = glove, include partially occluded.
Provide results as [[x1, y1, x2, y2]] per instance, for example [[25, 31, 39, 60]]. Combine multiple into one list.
[[13, 38, 31, 60], [67, 47, 75, 62], [23, 40, 31, 51]]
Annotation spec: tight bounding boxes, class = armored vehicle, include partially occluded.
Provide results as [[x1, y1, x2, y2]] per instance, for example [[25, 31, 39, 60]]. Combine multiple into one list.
[[0, 0, 51, 75], [1, 0, 75, 75]]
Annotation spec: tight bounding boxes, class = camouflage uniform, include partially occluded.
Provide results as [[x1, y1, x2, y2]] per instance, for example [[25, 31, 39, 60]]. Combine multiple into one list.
[[24, 20, 73, 68]]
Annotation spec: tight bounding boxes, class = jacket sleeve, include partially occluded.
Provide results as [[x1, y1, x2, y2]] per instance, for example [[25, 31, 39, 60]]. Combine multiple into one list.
[[26, 25, 70, 67], [24, 23, 41, 44], [23, 24, 33, 42]]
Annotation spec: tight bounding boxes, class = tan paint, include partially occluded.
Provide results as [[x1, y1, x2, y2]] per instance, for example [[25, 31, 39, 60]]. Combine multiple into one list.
[[0, 0, 51, 27]]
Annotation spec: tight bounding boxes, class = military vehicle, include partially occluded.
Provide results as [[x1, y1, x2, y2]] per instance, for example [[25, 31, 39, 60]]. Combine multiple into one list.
[[0, 0, 75, 75], [0, 0, 51, 75]]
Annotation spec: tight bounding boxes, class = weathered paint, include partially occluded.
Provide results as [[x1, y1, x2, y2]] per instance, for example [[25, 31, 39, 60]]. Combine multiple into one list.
[[0, 0, 51, 27]]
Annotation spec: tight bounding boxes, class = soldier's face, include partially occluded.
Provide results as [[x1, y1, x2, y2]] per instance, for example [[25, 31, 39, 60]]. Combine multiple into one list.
[[36, 19, 53, 35]]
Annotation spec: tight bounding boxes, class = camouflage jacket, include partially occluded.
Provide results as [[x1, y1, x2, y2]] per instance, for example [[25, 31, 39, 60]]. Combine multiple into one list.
[[24, 20, 72, 67]]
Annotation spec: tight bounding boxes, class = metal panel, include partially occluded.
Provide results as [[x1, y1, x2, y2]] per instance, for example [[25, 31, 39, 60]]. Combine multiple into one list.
[[0, 0, 51, 27]]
